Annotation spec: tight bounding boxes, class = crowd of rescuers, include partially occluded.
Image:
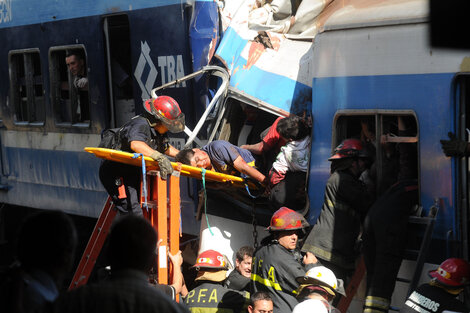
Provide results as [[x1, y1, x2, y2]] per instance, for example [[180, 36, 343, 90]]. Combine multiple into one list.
[[1, 209, 469, 313]]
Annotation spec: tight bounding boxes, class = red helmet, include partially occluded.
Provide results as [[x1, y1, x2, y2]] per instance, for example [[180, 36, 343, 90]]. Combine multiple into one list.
[[429, 258, 470, 287], [268, 207, 309, 232], [329, 138, 367, 160], [143, 96, 185, 133], [193, 249, 228, 270]]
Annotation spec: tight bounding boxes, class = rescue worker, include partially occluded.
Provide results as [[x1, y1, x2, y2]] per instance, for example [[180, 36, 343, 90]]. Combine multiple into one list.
[[302, 138, 374, 283], [185, 249, 249, 313], [99, 96, 184, 216], [293, 266, 341, 313], [401, 258, 470, 313], [362, 116, 419, 313], [251, 207, 318, 313]]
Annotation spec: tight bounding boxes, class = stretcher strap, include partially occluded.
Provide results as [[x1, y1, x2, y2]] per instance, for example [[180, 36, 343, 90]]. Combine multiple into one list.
[[201, 169, 214, 235], [132, 153, 148, 212]]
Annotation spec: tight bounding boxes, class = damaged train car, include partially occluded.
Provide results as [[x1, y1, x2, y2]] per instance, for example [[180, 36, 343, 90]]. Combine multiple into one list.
[[197, 0, 469, 309]]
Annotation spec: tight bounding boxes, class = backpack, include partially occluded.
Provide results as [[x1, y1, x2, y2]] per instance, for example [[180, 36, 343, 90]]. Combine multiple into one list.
[[98, 127, 122, 150]]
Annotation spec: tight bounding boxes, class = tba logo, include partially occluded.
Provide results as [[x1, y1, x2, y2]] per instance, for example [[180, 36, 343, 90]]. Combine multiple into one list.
[[0, 0, 12, 23]]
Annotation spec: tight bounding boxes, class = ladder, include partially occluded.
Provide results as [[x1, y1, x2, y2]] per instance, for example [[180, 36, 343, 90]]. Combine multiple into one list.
[[69, 170, 181, 290], [337, 204, 439, 313]]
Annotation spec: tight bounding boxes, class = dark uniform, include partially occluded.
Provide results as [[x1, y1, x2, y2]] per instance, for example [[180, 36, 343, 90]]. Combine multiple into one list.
[[99, 116, 170, 215], [302, 169, 374, 280], [251, 240, 316, 313], [401, 283, 469, 313], [363, 139, 418, 312], [224, 269, 251, 292], [185, 281, 248, 313], [362, 179, 418, 310]]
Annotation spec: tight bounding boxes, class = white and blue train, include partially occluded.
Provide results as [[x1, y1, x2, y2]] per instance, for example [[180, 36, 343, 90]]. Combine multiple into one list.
[[0, 0, 468, 308]]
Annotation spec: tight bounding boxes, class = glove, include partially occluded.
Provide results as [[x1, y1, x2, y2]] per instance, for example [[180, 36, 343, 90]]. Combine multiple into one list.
[[74, 77, 88, 89], [440, 132, 468, 157], [150, 151, 173, 179]]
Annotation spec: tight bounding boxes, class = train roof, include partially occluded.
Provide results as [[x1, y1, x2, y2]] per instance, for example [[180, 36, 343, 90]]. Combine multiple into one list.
[[0, 0, 195, 29]]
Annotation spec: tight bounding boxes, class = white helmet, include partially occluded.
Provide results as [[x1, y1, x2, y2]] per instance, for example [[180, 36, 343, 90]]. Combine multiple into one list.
[[296, 266, 338, 297]]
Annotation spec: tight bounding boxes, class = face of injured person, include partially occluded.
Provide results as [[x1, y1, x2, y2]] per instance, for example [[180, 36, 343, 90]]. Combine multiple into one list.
[[191, 149, 211, 169]]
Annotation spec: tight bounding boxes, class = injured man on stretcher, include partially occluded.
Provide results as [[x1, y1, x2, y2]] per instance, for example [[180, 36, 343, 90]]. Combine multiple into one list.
[[175, 140, 268, 189]]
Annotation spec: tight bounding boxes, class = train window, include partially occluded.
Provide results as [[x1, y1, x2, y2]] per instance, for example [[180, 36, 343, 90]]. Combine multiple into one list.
[[9, 49, 45, 125], [49, 46, 90, 126], [334, 113, 419, 197]]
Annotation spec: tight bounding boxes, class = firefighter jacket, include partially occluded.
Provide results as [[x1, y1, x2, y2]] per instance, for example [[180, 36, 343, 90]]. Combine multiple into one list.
[[302, 169, 374, 270], [185, 281, 249, 313], [251, 241, 316, 313]]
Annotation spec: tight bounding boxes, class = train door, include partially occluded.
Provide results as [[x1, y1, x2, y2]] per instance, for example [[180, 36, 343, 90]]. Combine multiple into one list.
[[456, 74, 470, 260], [103, 15, 135, 128]]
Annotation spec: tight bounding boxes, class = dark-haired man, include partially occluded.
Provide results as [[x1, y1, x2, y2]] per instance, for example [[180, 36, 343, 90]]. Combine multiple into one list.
[[225, 246, 254, 291], [241, 115, 310, 157], [65, 50, 88, 91], [49, 216, 188, 313], [248, 291, 274, 313], [242, 115, 311, 211], [0, 210, 78, 313], [175, 140, 267, 185]]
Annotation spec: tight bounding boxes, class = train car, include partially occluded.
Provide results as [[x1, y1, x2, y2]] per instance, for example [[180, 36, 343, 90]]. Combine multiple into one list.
[[0, 0, 225, 237], [198, 0, 469, 309]]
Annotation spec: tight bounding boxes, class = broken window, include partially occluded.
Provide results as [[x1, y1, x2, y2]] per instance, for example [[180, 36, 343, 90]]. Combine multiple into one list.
[[49, 46, 90, 126], [334, 113, 419, 197], [9, 49, 45, 125]]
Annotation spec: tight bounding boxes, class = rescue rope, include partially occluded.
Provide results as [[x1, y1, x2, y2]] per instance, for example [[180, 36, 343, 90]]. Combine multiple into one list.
[[201, 169, 214, 235], [132, 153, 148, 212], [244, 183, 258, 199]]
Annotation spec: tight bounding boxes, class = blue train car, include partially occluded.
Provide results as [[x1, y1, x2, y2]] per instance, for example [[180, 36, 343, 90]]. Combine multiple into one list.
[[0, 0, 221, 236]]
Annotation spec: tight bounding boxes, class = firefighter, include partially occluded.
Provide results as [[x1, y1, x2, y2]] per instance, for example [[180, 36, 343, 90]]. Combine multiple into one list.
[[293, 266, 342, 313], [251, 207, 318, 313], [302, 138, 375, 283], [362, 117, 419, 313], [185, 249, 249, 313], [401, 258, 470, 313], [99, 96, 184, 216]]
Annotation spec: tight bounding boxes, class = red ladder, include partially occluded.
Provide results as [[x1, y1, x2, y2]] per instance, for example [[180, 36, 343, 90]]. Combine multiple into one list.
[[69, 171, 181, 290]]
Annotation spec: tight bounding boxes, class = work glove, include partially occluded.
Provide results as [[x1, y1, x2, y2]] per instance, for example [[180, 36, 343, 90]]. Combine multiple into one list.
[[440, 132, 469, 157], [150, 151, 173, 179], [73, 77, 88, 89]]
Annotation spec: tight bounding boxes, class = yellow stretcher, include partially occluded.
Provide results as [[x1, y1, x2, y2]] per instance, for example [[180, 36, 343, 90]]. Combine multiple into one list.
[[84, 147, 250, 188]]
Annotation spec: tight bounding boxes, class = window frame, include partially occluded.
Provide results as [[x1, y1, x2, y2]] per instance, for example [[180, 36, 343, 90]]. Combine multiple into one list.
[[8, 48, 45, 126], [333, 109, 420, 197], [48, 44, 90, 128]]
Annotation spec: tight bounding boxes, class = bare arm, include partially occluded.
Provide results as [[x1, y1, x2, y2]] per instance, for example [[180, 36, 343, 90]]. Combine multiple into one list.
[[130, 140, 158, 157], [165, 145, 179, 158], [232, 155, 266, 184], [130, 141, 177, 158], [240, 142, 265, 155], [168, 250, 184, 295]]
